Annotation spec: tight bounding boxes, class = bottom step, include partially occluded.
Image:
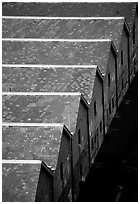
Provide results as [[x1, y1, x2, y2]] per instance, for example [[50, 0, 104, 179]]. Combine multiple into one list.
[[2, 161, 52, 202]]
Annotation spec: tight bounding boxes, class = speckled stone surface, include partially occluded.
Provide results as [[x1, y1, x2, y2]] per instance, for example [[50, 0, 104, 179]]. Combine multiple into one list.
[[2, 66, 96, 104], [3, 94, 80, 133], [2, 125, 64, 169], [2, 18, 124, 49], [2, 41, 110, 74], [2, 162, 41, 202], [2, 2, 137, 30]]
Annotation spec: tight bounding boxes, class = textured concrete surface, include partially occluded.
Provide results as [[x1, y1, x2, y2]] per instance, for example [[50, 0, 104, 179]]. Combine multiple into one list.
[[2, 41, 110, 75], [3, 94, 81, 133], [2, 66, 96, 104], [3, 18, 123, 49], [3, 125, 64, 169], [2, 2, 137, 31], [2, 162, 41, 202]]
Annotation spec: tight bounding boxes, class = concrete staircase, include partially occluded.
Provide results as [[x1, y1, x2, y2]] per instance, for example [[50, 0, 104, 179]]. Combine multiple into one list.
[[2, 4, 137, 201]]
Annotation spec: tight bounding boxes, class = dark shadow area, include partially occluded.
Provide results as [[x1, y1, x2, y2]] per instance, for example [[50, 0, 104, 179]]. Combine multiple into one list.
[[77, 74, 138, 202]]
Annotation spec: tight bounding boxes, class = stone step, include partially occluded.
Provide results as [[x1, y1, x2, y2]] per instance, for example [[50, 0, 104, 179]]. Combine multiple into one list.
[[2, 17, 124, 50], [2, 65, 97, 104], [2, 2, 136, 26], [2, 161, 51, 202], [2, 124, 65, 170], [2, 40, 111, 75], [2, 93, 82, 133]]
